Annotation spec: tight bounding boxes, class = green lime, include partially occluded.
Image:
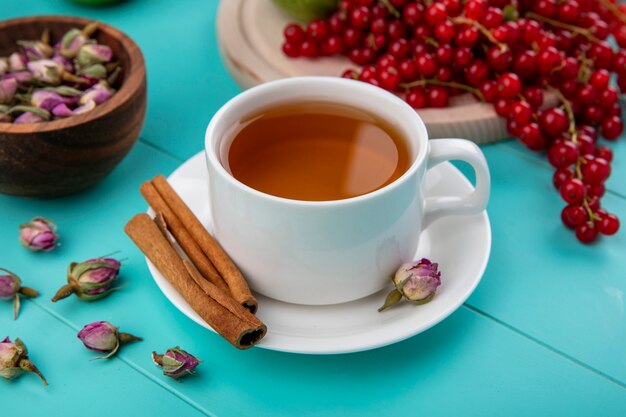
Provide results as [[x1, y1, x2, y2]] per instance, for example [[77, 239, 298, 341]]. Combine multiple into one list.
[[272, 0, 339, 23]]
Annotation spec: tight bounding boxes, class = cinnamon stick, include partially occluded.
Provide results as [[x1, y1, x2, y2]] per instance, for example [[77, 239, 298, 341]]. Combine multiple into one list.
[[125, 213, 266, 349], [140, 181, 229, 292], [151, 175, 258, 314]]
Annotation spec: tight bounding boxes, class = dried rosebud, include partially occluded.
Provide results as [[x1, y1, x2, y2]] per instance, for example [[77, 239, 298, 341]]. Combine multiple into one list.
[[2, 71, 33, 85], [18, 40, 54, 61], [0, 113, 12, 123], [27, 59, 64, 85], [19, 217, 59, 251], [31, 90, 75, 111], [52, 257, 121, 302], [152, 347, 201, 380], [77, 64, 107, 79], [52, 52, 74, 73], [51, 100, 96, 118], [8, 52, 26, 71], [14, 112, 44, 124], [77, 44, 113, 67], [77, 321, 142, 360], [0, 337, 47, 385], [0, 269, 39, 320], [58, 28, 88, 59], [80, 82, 113, 105], [378, 259, 441, 312], [0, 78, 17, 105]]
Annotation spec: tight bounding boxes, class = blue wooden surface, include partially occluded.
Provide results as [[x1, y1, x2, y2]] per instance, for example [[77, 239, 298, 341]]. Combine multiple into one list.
[[2, 1, 626, 416]]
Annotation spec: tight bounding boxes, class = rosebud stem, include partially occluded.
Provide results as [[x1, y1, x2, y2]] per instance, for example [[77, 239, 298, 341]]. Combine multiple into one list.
[[19, 286, 39, 298], [13, 294, 21, 320], [41, 29, 50, 45], [19, 358, 48, 386], [51, 283, 76, 302], [378, 289, 403, 312], [151, 352, 164, 367], [82, 22, 99, 37], [119, 332, 143, 345]]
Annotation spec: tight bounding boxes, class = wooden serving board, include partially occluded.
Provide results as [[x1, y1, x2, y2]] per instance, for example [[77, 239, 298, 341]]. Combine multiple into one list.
[[217, 0, 511, 144]]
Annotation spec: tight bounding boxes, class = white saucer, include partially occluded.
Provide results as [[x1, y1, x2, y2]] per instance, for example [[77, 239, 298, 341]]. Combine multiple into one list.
[[146, 152, 491, 354]]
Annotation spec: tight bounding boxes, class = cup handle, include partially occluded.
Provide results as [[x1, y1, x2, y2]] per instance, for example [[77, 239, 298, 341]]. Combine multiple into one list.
[[422, 138, 491, 229]]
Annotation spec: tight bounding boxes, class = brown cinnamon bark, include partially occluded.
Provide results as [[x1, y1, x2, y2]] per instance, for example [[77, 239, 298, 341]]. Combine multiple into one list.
[[151, 175, 258, 314], [140, 181, 229, 292], [124, 214, 266, 349]]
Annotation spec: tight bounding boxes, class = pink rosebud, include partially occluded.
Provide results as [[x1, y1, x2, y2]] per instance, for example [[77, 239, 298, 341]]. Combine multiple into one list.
[[18, 217, 59, 252], [58, 29, 88, 59], [0, 78, 17, 105], [77, 321, 142, 360], [27, 59, 64, 85], [51, 100, 96, 118], [31, 90, 74, 111], [379, 258, 442, 312], [152, 347, 201, 380], [14, 112, 44, 124], [80, 82, 113, 105], [77, 44, 113, 66], [52, 52, 74, 73], [0, 337, 47, 385], [52, 257, 121, 302], [0, 269, 38, 320], [18, 40, 54, 61], [8, 52, 26, 71], [2, 71, 33, 85]]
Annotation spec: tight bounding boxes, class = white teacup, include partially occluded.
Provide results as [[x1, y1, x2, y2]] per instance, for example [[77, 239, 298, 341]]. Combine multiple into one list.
[[205, 77, 490, 305]]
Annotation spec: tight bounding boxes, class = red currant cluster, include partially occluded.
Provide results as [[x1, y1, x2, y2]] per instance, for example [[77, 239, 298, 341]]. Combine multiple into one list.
[[282, 0, 625, 243]]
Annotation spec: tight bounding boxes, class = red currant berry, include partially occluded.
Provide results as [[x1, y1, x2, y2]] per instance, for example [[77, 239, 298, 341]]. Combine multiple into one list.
[[599, 88, 618, 109], [434, 21, 456, 43], [576, 222, 598, 244], [406, 87, 427, 109], [595, 146, 613, 162], [464, 0, 488, 20], [402, 3, 424, 27], [598, 214, 620, 235], [587, 183, 606, 198], [425, 3, 447, 26], [284, 24, 305, 44], [479, 80, 499, 103], [497, 73, 522, 99], [557, 0, 581, 23], [561, 205, 587, 228], [581, 157, 611, 184], [494, 98, 510, 117], [416, 54, 438, 78], [522, 20, 542, 45], [487, 46, 512, 72], [533, 0, 557, 18], [590, 69, 611, 90], [388, 20, 408, 39], [582, 105, 605, 125], [589, 41, 614, 69], [456, 27, 480, 47], [523, 87, 544, 109], [282, 42, 300, 57], [601, 116, 624, 140], [435, 44, 454, 65], [300, 40, 319, 57], [519, 123, 548, 151], [537, 47, 563, 74], [560, 178, 586, 204], [553, 167, 574, 190], [377, 66, 401, 90], [465, 60, 490, 86], [539, 108, 568, 138], [321, 35, 344, 55], [350, 7, 372, 30], [509, 100, 533, 125], [399, 59, 418, 81], [454, 47, 473, 69], [306, 19, 328, 42], [428, 86, 449, 108], [576, 134, 596, 156], [341, 69, 359, 80], [547, 141, 578, 168], [436, 67, 453, 82], [343, 29, 363, 48], [481, 7, 503, 29], [513, 51, 538, 79]]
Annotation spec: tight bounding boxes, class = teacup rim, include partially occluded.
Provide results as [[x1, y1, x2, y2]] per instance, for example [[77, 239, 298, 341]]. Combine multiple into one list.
[[204, 76, 429, 207]]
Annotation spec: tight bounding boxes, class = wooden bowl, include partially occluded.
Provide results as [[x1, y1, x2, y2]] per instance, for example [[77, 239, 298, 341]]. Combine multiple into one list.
[[0, 15, 147, 197]]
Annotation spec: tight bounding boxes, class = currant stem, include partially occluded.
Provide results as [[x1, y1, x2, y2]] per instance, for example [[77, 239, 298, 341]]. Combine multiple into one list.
[[548, 86, 578, 143], [598, 0, 626, 25], [400, 78, 485, 101], [379, 0, 401, 18], [525, 12, 599, 43], [451, 16, 506, 51]]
